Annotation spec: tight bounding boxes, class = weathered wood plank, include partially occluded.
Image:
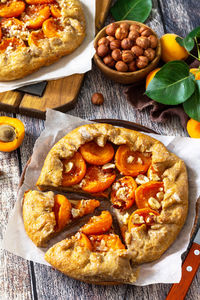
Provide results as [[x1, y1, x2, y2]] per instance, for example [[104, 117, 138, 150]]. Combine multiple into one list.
[[0, 112, 32, 300], [159, 0, 200, 36], [0, 91, 23, 113]]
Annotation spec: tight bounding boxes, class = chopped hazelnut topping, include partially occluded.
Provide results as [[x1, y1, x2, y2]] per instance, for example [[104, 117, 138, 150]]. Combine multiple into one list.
[[148, 197, 161, 210], [116, 187, 128, 200], [156, 192, 164, 201], [135, 174, 149, 185], [102, 163, 115, 170], [172, 192, 181, 202], [64, 161, 73, 173], [127, 155, 134, 163], [137, 157, 143, 164], [132, 214, 145, 224]]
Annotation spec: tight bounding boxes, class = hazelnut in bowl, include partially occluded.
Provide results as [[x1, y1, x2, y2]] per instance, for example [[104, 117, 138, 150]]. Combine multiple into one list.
[[94, 21, 161, 84]]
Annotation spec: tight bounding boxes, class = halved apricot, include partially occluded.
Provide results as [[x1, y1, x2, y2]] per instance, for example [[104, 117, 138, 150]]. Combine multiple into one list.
[[0, 1, 25, 18], [81, 165, 116, 193], [75, 199, 100, 217], [25, 0, 54, 4], [115, 145, 152, 177], [42, 18, 63, 38], [0, 37, 25, 52], [89, 234, 125, 251], [80, 142, 114, 165], [135, 181, 164, 209], [128, 208, 159, 232], [62, 152, 86, 187], [28, 30, 45, 47], [111, 176, 137, 210], [80, 211, 112, 235], [1, 17, 24, 30], [50, 4, 61, 18], [76, 233, 93, 251], [22, 5, 51, 29], [53, 194, 72, 232]]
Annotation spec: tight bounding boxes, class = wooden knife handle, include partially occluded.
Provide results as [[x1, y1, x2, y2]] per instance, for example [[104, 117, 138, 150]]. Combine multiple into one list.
[[166, 243, 200, 300]]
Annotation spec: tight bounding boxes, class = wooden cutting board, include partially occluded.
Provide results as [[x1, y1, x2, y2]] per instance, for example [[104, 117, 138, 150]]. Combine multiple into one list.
[[0, 0, 112, 119]]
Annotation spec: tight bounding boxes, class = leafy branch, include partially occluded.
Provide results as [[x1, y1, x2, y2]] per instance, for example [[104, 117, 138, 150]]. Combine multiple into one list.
[[146, 27, 200, 122]]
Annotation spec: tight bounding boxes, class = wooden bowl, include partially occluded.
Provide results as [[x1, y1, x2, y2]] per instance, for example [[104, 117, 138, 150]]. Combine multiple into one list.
[[94, 20, 161, 85]]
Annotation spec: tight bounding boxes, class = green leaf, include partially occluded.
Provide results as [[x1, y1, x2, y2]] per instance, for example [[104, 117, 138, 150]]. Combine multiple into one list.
[[176, 27, 200, 52], [183, 80, 200, 121], [111, 0, 152, 23], [145, 61, 196, 105], [176, 36, 194, 52]]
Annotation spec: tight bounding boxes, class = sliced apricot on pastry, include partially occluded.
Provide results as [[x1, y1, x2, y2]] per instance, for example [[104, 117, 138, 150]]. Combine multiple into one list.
[[111, 176, 137, 210], [128, 208, 159, 231], [1, 17, 24, 31], [50, 3, 61, 18], [80, 142, 114, 165], [0, 1, 25, 18], [89, 234, 125, 251], [0, 37, 26, 52], [42, 18, 63, 38], [115, 145, 152, 177], [53, 194, 72, 232], [0, 27, 2, 42], [76, 232, 93, 251], [81, 165, 116, 193], [25, 0, 54, 4], [62, 152, 86, 187], [135, 181, 164, 209], [21, 5, 51, 29], [80, 211, 112, 235], [74, 199, 100, 218], [28, 30, 45, 47]]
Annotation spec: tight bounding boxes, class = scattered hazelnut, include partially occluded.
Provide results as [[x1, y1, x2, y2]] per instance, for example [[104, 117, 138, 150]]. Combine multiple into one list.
[[144, 48, 156, 61], [97, 37, 109, 47], [122, 50, 134, 63], [120, 22, 130, 31], [97, 44, 109, 57], [103, 55, 115, 68], [136, 56, 149, 69], [148, 35, 158, 48], [130, 24, 140, 32], [91, 93, 104, 105], [128, 61, 137, 72], [106, 35, 115, 42], [110, 39, 121, 50], [115, 27, 128, 40], [111, 49, 122, 61], [131, 45, 143, 56], [121, 38, 134, 50], [105, 23, 118, 36], [128, 30, 139, 41], [115, 61, 128, 72], [136, 36, 150, 49], [141, 28, 152, 37]]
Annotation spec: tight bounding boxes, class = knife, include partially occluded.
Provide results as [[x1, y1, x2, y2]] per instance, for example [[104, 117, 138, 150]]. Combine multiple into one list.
[[166, 227, 200, 300]]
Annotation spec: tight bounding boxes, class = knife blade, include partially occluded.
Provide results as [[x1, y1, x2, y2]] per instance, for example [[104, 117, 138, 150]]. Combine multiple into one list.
[[166, 227, 200, 300], [16, 81, 47, 97]]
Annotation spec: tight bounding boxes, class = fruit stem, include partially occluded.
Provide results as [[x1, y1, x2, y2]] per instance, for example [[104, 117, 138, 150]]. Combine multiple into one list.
[[195, 37, 200, 61]]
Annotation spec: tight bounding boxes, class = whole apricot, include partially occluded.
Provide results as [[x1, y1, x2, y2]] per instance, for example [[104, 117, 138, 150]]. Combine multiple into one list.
[[187, 119, 200, 138], [160, 33, 188, 62], [145, 68, 161, 89]]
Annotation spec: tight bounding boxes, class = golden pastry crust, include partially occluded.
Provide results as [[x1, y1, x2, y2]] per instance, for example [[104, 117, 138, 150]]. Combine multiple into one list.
[[0, 0, 86, 81], [45, 233, 137, 284], [37, 123, 188, 264], [23, 190, 56, 247]]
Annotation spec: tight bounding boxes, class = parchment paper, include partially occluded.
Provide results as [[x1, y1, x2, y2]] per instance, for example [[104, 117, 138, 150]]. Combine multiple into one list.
[[0, 0, 95, 93], [3, 109, 200, 285]]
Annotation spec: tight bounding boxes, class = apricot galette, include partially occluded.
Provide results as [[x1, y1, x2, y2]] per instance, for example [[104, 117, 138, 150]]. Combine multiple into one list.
[[23, 124, 188, 283], [0, 0, 85, 81]]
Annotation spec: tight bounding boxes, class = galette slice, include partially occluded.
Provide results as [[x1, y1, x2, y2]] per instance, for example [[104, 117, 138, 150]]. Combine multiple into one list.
[[45, 210, 137, 284], [23, 190, 100, 247]]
